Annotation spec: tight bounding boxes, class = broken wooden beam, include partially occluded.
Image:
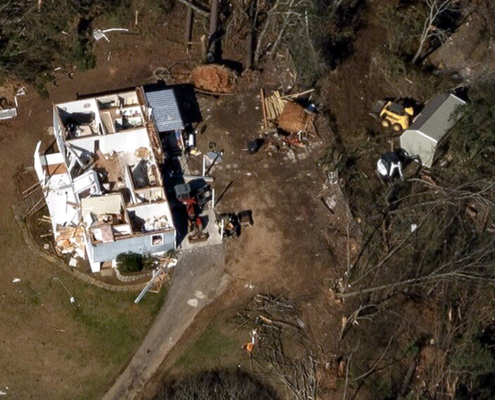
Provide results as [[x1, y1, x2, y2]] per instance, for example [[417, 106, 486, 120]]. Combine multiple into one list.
[[260, 88, 268, 130], [177, 0, 209, 17]]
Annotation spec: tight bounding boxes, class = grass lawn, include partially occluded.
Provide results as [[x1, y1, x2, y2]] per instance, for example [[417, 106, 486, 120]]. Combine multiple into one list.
[[174, 316, 244, 374], [70, 284, 168, 399]]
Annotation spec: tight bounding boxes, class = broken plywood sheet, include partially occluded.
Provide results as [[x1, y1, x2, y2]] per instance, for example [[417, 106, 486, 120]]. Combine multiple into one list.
[[55, 225, 86, 259]]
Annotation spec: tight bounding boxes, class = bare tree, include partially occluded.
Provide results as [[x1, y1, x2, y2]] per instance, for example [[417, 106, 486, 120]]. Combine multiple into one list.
[[412, 0, 460, 64], [236, 294, 321, 400]]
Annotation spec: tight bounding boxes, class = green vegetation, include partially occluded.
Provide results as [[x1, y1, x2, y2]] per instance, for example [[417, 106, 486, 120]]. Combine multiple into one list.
[[292, 0, 364, 85], [116, 251, 153, 273], [322, 38, 495, 400], [439, 77, 495, 181], [71, 285, 167, 363], [377, 3, 428, 58], [175, 320, 240, 372], [69, 283, 168, 398], [0, 0, 131, 92]]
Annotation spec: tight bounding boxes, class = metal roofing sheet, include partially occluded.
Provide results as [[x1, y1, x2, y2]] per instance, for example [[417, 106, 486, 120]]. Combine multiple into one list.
[[408, 93, 466, 142], [145, 89, 184, 133]]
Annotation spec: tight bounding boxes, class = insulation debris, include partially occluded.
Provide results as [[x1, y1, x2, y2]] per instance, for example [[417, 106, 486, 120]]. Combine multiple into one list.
[[55, 225, 86, 259], [191, 64, 235, 93], [143, 215, 171, 232], [278, 101, 314, 134]]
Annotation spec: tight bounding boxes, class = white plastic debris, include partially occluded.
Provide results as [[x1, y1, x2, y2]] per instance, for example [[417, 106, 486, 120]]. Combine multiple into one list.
[[92, 28, 129, 42], [187, 299, 199, 307], [92, 29, 109, 42], [12, 278, 20, 283], [411, 224, 418, 233]]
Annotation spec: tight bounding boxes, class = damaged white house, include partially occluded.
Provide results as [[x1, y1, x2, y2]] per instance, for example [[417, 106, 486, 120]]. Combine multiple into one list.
[[34, 87, 184, 272]]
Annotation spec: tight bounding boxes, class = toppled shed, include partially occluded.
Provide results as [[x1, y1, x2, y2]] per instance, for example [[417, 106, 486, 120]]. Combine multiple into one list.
[[400, 93, 466, 168]]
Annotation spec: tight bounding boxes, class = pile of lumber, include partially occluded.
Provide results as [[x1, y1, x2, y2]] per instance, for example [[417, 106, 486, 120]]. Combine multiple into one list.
[[191, 64, 235, 93], [260, 88, 316, 133], [262, 90, 287, 123]]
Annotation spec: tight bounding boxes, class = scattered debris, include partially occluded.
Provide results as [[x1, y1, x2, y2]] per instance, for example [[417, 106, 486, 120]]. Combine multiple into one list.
[[191, 64, 235, 93], [12, 278, 21, 283], [92, 28, 129, 42], [195, 290, 205, 299], [52, 277, 75, 304], [248, 139, 264, 155], [259, 89, 317, 155], [217, 213, 240, 238], [0, 108, 17, 120], [321, 196, 337, 214], [242, 329, 258, 354], [187, 298, 199, 307], [55, 225, 86, 259], [236, 294, 321, 398], [134, 258, 176, 303], [217, 210, 253, 238], [205, 151, 223, 167]]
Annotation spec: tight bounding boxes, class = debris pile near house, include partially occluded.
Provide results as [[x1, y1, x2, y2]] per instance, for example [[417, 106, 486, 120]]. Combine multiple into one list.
[[259, 89, 317, 152], [216, 210, 253, 238], [191, 64, 236, 93], [0, 81, 24, 120], [278, 101, 314, 134], [54, 225, 86, 259], [262, 90, 287, 124]]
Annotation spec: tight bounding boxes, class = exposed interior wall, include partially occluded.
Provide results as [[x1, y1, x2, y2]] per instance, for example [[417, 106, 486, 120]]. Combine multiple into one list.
[[90, 230, 176, 263], [66, 127, 150, 155], [99, 128, 149, 153]]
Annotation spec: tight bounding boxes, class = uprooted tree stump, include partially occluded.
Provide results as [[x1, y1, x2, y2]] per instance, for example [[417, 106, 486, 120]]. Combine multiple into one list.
[[191, 64, 236, 93]]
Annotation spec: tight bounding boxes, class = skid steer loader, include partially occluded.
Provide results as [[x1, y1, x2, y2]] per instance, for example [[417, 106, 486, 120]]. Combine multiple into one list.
[[371, 100, 414, 132]]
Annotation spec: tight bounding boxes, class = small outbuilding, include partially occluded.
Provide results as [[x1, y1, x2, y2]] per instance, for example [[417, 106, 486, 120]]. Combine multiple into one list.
[[400, 93, 466, 168]]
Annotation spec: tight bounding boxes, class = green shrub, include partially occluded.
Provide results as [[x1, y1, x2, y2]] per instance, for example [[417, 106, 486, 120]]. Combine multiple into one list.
[[116, 252, 153, 273]]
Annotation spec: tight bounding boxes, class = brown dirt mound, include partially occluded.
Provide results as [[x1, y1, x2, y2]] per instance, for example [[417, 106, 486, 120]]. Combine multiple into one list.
[[278, 101, 314, 134], [191, 64, 235, 93]]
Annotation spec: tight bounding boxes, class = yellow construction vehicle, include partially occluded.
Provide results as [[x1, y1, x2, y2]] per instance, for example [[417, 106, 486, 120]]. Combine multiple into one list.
[[371, 100, 415, 132]]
